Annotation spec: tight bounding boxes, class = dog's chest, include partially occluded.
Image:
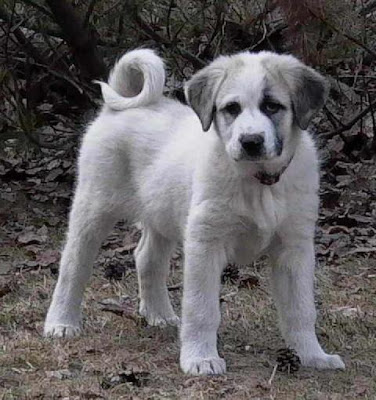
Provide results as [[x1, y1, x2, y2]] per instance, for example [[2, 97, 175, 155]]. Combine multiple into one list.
[[229, 185, 287, 263]]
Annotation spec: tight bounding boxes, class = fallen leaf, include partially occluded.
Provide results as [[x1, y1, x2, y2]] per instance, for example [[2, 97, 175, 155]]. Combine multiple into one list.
[[46, 369, 75, 380], [17, 232, 44, 245], [36, 249, 60, 267], [46, 168, 64, 182]]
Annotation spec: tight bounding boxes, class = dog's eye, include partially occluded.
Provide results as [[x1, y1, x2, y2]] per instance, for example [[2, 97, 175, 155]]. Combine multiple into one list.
[[223, 102, 241, 117], [261, 101, 283, 115]]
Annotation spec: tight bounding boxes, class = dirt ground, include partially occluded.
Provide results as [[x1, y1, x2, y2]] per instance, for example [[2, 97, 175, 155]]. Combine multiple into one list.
[[0, 150, 376, 399]]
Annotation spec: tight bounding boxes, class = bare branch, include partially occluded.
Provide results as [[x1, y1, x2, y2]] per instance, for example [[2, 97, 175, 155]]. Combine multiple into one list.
[[19, 0, 53, 18], [308, 6, 376, 60], [324, 98, 376, 138], [0, 4, 48, 65], [84, 0, 99, 28], [125, 3, 206, 68]]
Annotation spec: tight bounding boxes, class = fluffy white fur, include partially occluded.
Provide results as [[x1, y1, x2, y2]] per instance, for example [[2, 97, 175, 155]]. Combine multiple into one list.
[[44, 49, 345, 375]]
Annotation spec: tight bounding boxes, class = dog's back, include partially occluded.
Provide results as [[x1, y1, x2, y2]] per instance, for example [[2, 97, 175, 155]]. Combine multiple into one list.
[[79, 51, 204, 234]]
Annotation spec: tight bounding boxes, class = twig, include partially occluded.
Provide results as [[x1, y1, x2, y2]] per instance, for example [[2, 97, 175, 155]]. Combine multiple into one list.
[[343, 247, 376, 257], [166, 0, 174, 41], [323, 105, 343, 129], [359, 0, 376, 16], [308, 6, 376, 60], [95, 0, 123, 19], [268, 364, 278, 386], [117, 2, 127, 45], [9, 56, 84, 94], [0, 5, 50, 65], [83, 0, 99, 28], [6, 130, 67, 149], [201, 5, 225, 57], [324, 98, 376, 138], [126, 3, 206, 68], [250, 19, 268, 51], [364, 75, 376, 153], [0, 1, 16, 64], [19, 0, 53, 18]]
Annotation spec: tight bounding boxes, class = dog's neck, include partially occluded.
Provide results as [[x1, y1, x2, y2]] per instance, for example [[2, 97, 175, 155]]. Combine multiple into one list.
[[254, 155, 294, 185]]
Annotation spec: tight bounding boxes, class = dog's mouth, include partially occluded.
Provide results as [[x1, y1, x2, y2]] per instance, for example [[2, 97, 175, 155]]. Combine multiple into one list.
[[254, 163, 289, 185], [235, 150, 293, 185]]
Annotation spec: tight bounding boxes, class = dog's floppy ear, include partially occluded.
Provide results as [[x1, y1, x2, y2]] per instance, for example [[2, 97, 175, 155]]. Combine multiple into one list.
[[263, 55, 329, 130], [185, 66, 226, 132], [288, 65, 329, 130]]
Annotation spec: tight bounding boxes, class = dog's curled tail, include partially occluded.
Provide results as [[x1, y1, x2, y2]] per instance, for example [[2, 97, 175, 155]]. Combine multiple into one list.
[[96, 49, 165, 111]]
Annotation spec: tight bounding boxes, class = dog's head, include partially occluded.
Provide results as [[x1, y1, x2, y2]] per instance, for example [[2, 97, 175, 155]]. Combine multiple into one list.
[[185, 52, 328, 164]]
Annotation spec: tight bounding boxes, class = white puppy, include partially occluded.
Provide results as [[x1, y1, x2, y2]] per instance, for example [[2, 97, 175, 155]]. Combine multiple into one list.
[[44, 49, 345, 375]]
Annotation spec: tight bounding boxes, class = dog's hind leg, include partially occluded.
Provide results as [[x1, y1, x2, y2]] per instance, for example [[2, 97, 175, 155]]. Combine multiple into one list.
[[44, 191, 120, 338], [135, 227, 179, 327]]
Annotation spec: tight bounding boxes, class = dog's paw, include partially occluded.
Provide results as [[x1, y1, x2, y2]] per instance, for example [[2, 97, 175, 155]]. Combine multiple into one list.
[[302, 354, 345, 370], [139, 304, 180, 327], [180, 356, 226, 375], [44, 324, 81, 338], [142, 311, 180, 327]]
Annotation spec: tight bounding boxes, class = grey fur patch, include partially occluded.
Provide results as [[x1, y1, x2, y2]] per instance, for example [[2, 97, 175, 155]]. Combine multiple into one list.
[[291, 68, 329, 130], [275, 135, 283, 156], [185, 67, 226, 131]]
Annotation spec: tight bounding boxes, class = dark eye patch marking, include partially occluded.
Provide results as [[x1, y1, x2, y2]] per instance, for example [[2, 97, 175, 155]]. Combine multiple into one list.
[[221, 101, 242, 117], [260, 96, 286, 116]]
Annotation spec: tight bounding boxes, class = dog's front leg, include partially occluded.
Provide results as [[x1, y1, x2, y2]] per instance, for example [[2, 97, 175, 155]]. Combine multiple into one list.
[[180, 235, 227, 375], [270, 241, 345, 370]]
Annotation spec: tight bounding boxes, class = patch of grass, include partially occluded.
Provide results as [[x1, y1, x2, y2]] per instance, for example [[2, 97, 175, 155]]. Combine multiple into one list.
[[0, 253, 375, 399]]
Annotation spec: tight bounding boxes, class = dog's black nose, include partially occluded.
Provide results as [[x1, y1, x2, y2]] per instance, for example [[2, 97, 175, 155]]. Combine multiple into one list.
[[239, 134, 265, 157]]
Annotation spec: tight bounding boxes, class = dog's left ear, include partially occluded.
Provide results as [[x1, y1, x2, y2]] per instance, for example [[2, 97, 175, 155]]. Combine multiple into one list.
[[289, 65, 329, 130], [185, 65, 226, 132], [264, 55, 329, 130]]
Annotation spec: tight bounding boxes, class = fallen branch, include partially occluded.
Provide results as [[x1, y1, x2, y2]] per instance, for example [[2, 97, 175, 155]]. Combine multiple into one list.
[[324, 98, 376, 138]]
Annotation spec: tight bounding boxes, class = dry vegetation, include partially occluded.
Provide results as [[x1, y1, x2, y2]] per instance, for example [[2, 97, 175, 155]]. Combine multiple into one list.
[[1, 0, 376, 399], [0, 155, 375, 399], [0, 226, 375, 399]]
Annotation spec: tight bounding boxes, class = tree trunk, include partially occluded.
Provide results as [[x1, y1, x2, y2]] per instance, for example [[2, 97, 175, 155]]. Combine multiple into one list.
[[45, 0, 106, 80]]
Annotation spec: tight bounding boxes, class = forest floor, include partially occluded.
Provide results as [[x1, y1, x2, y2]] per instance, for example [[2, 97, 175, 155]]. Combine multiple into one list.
[[0, 137, 376, 399]]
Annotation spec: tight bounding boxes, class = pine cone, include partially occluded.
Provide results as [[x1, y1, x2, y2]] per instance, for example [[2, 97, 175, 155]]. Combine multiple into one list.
[[221, 264, 240, 284], [276, 348, 301, 373], [104, 262, 125, 281]]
